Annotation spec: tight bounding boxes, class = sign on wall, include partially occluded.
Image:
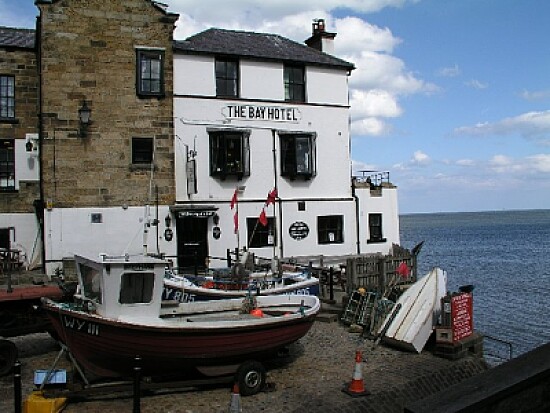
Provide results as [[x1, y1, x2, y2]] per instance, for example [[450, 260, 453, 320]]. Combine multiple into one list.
[[289, 221, 309, 240], [222, 104, 302, 123], [451, 292, 473, 342]]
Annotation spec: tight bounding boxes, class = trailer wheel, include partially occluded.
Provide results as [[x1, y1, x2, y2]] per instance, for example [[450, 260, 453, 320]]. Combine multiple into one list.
[[0, 339, 18, 377], [235, 360, 266, 396]]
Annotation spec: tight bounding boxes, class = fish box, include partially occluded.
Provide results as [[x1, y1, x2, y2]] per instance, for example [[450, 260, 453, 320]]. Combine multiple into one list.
[[33, 369, 67, 386], [23, 391, 67, 413]]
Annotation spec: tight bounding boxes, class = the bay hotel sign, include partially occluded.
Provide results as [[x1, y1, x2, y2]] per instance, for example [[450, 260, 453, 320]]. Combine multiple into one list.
[[222, 104, 302, 123]]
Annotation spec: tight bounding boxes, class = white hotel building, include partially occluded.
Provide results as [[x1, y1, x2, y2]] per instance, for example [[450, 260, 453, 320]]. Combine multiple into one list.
[[171, 21, 400, 270]]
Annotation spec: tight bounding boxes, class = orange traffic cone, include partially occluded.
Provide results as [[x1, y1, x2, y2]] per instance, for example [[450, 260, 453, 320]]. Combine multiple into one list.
[[228, 382, 243, 412], [342, 349, 370, 397]]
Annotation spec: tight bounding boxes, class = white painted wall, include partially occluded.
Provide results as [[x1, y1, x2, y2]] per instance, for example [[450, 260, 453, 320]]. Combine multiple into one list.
[[0, 213, 41, 269], [306, 66, 350, 105], [241, 60, 283, 100], [174, 54, 215, 96], [15, 137, 40, 188], [44, 206, 177, 274]]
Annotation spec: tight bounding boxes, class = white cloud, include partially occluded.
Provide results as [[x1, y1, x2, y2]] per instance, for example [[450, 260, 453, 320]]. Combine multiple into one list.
[[454, 110, 550, 145], [411, 150, 430, 165], [525, 154, 550, 173], [464, 79, 488, 90], [351, 117, 392, 136], [437, 64, 461, 77], [520, 89, 550, 101], [456, 159, 475, 166]]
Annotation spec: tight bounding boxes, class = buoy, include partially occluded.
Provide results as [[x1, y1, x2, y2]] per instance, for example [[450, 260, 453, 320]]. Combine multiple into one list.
[[228, 383, 243, 413], [342, 350, 370, 397], [250, 309, 264, 317]]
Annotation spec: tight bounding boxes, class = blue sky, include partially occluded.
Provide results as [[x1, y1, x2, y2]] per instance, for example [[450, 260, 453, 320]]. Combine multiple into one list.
[[3, 0, 549, 214]]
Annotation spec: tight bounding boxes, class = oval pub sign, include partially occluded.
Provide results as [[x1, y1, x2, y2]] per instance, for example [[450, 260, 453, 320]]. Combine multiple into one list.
[[289, 221, 309, 240]]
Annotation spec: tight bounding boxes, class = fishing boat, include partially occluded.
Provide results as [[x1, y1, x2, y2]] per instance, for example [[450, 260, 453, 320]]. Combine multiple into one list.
[[41, 253, 320, 386], [380, 267, 447, 353], [163, 264, 320, 303]]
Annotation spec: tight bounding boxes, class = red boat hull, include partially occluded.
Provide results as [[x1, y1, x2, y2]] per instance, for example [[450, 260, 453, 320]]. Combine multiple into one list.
[[43, 304, 315, 378]]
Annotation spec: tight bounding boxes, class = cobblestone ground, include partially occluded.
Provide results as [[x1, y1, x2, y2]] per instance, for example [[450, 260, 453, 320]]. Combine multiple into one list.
[[1, 322, 488, 413]]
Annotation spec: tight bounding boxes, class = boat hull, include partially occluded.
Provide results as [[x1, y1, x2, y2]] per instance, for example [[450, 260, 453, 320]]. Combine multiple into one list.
[[42, 296, 318, 378]]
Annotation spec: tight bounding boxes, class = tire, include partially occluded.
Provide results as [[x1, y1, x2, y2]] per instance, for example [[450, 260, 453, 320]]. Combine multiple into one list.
[[234, 360, 266, 396], [0, 339, 18, 377]]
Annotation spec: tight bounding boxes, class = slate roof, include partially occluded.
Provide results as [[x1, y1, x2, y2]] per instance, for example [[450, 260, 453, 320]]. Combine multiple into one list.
[[174, 28, 354, 71], [0, 26, 35, 49]]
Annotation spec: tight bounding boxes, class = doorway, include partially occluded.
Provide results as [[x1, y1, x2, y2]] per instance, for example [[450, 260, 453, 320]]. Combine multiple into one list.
[[176, 216, 208, 274]]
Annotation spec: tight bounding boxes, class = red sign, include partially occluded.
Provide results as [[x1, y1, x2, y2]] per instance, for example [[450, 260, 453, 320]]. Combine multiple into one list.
[[451, 293, 473, 342]]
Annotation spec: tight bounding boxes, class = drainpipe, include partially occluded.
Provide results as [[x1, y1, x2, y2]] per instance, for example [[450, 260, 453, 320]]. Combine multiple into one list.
[[352, 177, 361, 255], [271, 129, 283, 259], [36, 15, 46, 273]]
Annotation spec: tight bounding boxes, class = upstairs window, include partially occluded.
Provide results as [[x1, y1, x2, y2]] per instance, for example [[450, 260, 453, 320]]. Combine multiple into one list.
[[136, 49, 165, 97], [280, 133, 315, 179], [132, 137, 154, 164], [284, 64, 305, 102], [0, 76, 15, 119], [247, 217, 276, 248], [318, 215, 343, 244], [0, 139, 15, 191], [216, 58, 239, 98], [368, 213, 386, 243], [209, 131, 250, 179]]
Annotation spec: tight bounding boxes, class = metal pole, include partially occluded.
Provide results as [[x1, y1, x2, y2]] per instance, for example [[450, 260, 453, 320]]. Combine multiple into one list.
[[14, 360, 21, 413], [329, 267, 334, 302], [133, 356, 141, 413]]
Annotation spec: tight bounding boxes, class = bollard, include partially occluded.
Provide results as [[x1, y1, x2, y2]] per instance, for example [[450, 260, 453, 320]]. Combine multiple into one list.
[[133, 356, 141, 413], [14, 360, 21, 413], [329, 267, 334, 301]]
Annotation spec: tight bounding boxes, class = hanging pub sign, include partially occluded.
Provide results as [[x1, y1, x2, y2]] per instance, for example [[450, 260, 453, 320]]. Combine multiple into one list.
[[177, 210, 215, 218], [289, 221, 309, 240], [186, 159, 197, 195], [222, 104, 302, 123]]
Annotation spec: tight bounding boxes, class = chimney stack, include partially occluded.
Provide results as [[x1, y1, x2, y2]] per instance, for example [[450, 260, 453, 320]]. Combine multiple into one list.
[[305, 18, 336, 54]]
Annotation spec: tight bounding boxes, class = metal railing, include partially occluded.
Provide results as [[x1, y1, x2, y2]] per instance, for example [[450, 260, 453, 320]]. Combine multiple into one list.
[[483, 334, 514, 365]]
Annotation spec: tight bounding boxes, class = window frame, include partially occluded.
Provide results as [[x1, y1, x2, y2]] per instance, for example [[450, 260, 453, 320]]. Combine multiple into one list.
[[0, 139, 15, 192], [317, 215, 344, 245], [209, 130, 250, 180], [280, 133, 316, 179], [136, 49, 165, 98], [215, 58, 239, 98], [367, 213, 386, 243], [132, 137, 154, 165], [119, 272, 155, 304], [284, 64, 305, 102], [0, 75, 15, 120], [247, 217, 276, 248]]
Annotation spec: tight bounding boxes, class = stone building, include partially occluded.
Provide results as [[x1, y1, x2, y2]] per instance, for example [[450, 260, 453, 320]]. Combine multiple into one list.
[[0, 26, 40, 266]]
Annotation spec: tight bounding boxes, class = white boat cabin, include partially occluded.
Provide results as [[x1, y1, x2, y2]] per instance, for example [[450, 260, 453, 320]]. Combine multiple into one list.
[[74, 254, 167, 321]]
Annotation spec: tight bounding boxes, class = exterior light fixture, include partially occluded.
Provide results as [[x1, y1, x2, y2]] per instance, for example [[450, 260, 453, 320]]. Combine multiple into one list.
[[26, 140, 34, 152], [165, 213, 172, 228], [78, 100, 91, 137]]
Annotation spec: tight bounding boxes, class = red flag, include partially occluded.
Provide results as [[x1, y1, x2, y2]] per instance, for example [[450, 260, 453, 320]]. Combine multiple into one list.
[[396, 262, 410, 278], [233, 212, 239, 233], [266, 188, 278, 206], [259, 209, 268, 226], [230, 189, 238, 209]]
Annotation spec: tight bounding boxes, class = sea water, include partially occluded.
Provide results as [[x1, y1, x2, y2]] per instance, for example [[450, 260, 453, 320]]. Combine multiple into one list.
[[399, 209, 550, 360]]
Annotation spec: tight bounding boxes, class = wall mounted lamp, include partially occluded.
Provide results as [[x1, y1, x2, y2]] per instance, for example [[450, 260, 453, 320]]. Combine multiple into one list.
[[78, 100, 91, 137], [165, 213, 172, 228]]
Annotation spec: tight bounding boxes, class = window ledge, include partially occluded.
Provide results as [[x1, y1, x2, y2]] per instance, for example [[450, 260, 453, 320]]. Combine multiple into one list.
[[367, 238, 387, 244], [0, 118, 19, 124], [130, 164, 157, 172]]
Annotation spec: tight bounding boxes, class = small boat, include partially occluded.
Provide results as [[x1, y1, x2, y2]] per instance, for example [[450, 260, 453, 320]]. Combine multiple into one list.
[[380, 267, 447, 353], [41, 253, 320, 384], [163, 265, 320, 303]]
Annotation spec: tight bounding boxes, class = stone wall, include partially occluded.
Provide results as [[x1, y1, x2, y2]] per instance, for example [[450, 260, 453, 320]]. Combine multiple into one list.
[[37, 0, 178, 208], [0, 45, 39, 213]]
